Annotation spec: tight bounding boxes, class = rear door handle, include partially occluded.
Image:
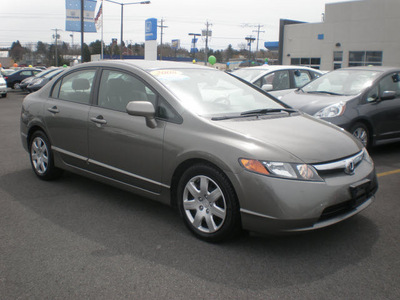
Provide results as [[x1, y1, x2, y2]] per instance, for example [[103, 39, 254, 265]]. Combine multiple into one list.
[[90, 116, 107, 125], [47, 106, 59, 114]]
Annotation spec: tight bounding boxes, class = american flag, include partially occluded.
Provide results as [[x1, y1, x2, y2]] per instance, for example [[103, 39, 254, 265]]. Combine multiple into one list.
[[95, 3, 102, 30]]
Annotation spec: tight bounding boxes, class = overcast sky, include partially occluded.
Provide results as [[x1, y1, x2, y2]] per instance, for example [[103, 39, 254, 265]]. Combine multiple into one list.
[[0, 0, 355, 51]]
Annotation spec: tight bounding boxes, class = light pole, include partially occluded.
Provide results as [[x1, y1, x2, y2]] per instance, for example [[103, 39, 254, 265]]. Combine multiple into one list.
[[105, 0, 150, 59]]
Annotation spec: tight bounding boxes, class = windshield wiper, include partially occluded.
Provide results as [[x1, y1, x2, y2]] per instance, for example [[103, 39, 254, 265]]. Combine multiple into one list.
[[211, 108, 298, 121], [306, 91, 344, 96], [240, 108, 298, 116]]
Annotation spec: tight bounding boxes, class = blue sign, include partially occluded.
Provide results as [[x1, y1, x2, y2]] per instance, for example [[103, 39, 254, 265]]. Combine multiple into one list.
[[145, 18, 157, 41], [65, 0, 97, 33], [318, 34, 325, 40]]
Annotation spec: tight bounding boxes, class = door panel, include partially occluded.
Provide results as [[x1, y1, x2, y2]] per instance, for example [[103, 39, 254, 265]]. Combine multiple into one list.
[[87, 69, 165, 194], [87, 107, 165, 194], [44, 69, 97, 167]]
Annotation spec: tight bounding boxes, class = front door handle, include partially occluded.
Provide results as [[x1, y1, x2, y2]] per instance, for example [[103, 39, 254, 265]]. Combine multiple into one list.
[[47, 106, 59, 114], [90, 116, 107, 125]]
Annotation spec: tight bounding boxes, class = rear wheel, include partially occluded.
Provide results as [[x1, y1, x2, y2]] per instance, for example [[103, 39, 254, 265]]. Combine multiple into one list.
[[177, 163, 241, 242], [29, 131, 62, 180], [350, 122, 370, 148]]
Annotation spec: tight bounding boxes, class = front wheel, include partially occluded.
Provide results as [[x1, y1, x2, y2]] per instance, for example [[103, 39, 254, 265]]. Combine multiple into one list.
[[350, 122, 370, 148], [177, 164, 241, 242], [29, 131, 62, 180], [13, 82, 21, 89]]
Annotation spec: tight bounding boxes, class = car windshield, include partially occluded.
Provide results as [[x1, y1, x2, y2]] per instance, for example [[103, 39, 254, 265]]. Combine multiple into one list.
[[36, 69, 58, 78], [302, 69, 382, 96], [150, 68, 283, 117], [232, 68, 268, 82], [43, 69, 63, 78]]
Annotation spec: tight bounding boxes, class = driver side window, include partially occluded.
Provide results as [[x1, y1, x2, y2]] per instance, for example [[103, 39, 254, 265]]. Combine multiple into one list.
[[97, 70, 152, 112]]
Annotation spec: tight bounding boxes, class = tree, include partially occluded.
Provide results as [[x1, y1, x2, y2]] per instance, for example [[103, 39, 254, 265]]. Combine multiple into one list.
[[10, 41, 25, 62], [89, 40, 103, 55], [82, 43, 91, 62]]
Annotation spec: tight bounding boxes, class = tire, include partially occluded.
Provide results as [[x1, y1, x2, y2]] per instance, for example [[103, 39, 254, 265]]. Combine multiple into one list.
[[350, 122, 370, 148], [13, 82, 21, 89], [0, 93, 6, 98], [29, 131, 62, 180], [177, 163, 241, 242]]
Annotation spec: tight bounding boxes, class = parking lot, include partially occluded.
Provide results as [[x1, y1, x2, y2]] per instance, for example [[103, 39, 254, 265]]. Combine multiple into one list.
[[1, 90, 399, 299]]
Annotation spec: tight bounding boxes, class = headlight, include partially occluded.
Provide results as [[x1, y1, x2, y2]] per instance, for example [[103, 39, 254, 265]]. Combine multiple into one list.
[[239, 158, 323, 181], [32, 79, 45, 86], [314, 102, 346, 118]]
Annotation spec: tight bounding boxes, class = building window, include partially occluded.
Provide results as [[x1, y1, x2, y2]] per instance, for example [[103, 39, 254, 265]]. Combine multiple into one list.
[[349, 51, 382, 67], [333, 51, 343, 69], [291, 57, 321, 69]]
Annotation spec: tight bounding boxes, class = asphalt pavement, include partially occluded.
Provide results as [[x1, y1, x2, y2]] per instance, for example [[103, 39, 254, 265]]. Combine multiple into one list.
[[1, 90, 399, 299]]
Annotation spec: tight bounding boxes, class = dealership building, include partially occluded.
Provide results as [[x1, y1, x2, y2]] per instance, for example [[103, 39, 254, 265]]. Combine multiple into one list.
[[278, 0, 400, 70]]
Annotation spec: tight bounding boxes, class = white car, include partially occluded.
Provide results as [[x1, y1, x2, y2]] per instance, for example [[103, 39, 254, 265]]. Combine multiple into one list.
[[232, 65, 323, 98], [0, 74, 7, 98]]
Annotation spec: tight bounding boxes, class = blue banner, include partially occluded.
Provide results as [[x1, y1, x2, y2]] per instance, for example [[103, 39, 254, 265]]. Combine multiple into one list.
[[66, 0, 97, 33]]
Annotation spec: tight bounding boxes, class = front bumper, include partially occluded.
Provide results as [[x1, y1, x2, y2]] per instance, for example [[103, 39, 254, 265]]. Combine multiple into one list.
[[233, 156, 377, 234]]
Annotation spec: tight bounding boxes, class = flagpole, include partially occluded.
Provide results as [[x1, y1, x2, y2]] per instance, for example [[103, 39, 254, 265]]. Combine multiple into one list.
[[101, 0, 104, 59], [81, 0, 84, 63]]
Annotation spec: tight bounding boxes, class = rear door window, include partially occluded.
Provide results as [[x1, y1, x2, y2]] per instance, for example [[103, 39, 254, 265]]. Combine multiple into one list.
[[51, 69, 96, 105]]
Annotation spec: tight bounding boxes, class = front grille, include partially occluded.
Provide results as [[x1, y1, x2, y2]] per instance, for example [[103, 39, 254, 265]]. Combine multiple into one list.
[[313, 150, 365, 176]]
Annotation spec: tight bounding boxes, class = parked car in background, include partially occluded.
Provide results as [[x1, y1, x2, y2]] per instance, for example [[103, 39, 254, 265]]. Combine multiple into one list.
[[4, 68, 42, 89], [280, 66, 400, 148], [26, 68, 65, 92], [19, 68, 57, 91], [21, 60, 377, 242], [0, 74, 7, 98], [1, 69, 15, 77], [232, 65, 323, 98]]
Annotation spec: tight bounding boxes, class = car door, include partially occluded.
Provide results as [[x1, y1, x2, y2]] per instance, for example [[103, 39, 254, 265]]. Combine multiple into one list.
[[364, 72, 400, 141], [44, 68, 97, 168], [87, 68, 165, 194]]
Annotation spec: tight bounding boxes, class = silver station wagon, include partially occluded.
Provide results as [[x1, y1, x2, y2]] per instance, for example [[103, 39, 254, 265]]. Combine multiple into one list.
[[20, 60, 378, 242]]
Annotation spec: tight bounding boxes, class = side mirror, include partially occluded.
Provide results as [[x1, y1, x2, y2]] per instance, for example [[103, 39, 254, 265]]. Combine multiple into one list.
[[380, 90, 396, 101], [126, 101, 157, 128], [261, 83, 273, 91]]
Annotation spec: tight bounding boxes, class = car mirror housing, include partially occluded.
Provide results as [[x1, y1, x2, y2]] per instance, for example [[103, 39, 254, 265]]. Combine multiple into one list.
[[380, 90, 396, 101], [261, 84, 273, 91], [126, 101, 157, 128]]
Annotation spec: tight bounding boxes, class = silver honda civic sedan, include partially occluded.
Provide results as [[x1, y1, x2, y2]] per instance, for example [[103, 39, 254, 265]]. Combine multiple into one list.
[[20, 60, 378, 242]]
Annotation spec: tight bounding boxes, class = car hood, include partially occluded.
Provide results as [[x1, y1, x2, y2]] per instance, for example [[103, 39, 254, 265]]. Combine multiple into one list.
[[213, 113, 361, 164], [281, 91, 357, 115]]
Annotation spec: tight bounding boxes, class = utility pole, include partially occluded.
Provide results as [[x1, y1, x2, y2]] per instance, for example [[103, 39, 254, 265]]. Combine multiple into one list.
[[52, 28, 61, 66], [252, 24, 265, 53], [158, 18, 168, 60], [203, 21, 212, 65]]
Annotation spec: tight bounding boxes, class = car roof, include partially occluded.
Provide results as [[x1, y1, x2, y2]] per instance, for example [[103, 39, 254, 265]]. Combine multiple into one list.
[[338, 66, 400, 73], [77, 60, 212, 72], [235, 65, 323, 72]]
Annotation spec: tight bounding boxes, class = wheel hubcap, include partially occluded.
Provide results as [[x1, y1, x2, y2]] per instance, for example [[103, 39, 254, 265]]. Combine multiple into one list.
[[353, 127, 368, 147], [183, 175, 226, 233], [31, 137, 49, 175]]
